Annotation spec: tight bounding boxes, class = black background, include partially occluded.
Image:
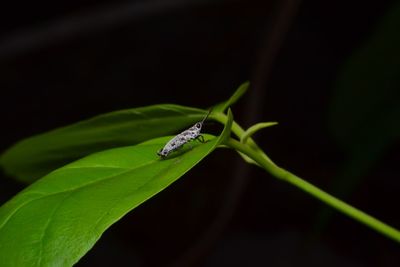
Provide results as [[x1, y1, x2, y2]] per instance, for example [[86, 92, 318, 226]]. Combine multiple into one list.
[[1, 0, 400, 266]]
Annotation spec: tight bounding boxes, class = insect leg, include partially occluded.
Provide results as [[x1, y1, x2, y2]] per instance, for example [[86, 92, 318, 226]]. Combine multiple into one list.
[[196, 135, 206, 143]]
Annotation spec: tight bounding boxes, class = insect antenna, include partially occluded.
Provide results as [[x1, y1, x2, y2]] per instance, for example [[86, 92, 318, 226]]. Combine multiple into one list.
[[201, 108, 213, 124]]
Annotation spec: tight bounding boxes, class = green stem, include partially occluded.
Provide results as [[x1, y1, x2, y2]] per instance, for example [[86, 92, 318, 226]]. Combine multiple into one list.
[[211, 112, 275, 165], [225, 137, 400, 243]]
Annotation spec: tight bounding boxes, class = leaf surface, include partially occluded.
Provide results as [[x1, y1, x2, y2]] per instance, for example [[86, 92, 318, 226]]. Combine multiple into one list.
[[0, 110, 233, 266], [0, 104, 206, 183]]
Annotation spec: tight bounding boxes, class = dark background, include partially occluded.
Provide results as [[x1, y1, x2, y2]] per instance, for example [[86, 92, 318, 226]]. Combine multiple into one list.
[[1, 0, 400, 266]]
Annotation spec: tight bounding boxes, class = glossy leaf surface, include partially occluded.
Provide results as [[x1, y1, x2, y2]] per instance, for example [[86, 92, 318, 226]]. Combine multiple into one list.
[[0, 104, 206, 183], [0, 110, 232, 266]]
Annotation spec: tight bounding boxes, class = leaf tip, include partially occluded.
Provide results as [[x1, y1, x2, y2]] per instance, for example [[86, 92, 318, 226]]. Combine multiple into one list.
[[214, 82, 250, 113]]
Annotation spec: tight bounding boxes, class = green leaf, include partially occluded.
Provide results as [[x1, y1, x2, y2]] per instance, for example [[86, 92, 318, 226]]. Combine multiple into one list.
[[213, 81, 249, 113], [1, 82, 247, 184], [0, 104, 207, 183], [0, 110, 233, 267], [233, 122, 277, 167], [240, 122, 278, 145]]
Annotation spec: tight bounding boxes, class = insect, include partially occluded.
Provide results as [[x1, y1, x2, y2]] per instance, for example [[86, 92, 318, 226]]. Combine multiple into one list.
[[157, 109, 212, 158]]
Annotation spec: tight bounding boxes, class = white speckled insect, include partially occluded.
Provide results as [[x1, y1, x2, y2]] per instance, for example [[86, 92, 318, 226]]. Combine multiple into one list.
[[157, 109, 212, 158]]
